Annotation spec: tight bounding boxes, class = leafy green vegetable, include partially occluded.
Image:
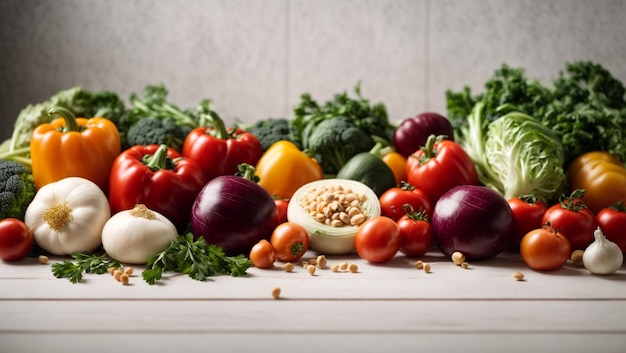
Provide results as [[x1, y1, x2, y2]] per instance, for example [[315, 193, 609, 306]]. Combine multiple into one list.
[[447, 61, 626, 167], [241, 117, 300, 151], [117, 84, 204, 148], [142, 233, 252, 285], [546, 61, 626, 165], [0, 159, 36, 221], [125, 117, 192, 152], [292, 82, 394, 146], [292, 82, 394, 174], [464, 103, 566, 203], [51, 252, 121, 284], [305, 116, 375, 174]]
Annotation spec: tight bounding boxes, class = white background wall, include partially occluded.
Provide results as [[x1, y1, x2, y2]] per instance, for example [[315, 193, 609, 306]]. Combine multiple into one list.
[[1, 0, 625, 141]]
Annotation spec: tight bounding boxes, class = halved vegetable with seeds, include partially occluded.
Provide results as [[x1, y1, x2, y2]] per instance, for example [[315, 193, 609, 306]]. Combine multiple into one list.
[[287, 179, 381, 255]]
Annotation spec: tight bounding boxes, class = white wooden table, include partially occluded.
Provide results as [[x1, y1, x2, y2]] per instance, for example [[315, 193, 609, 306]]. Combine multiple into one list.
[[1, 250, 625, 353]]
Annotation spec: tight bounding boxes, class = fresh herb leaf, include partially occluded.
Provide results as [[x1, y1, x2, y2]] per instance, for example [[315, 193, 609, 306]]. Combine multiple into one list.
[[51, 252, 121, 284], [142, 234, 252, 285]]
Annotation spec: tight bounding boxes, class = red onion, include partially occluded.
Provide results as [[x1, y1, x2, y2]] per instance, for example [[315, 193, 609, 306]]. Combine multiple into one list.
[[432, 185, 514, 261], [393, 112, 454, 157], [191, 175, 278, 256]]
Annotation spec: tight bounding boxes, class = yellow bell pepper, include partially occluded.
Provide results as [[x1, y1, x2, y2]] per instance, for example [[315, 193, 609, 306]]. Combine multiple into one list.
[[567, 151, 626, 214], [255, 141, 323, 199], [30, 106, 121, 193]]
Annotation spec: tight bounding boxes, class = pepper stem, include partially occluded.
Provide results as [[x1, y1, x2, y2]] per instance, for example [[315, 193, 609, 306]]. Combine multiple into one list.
[[416, 134, 441, 165], [143, 144, 172, 172], [48, 106, 80, 133], [235, 163, 260, 183], [204, 110, 231, 140]]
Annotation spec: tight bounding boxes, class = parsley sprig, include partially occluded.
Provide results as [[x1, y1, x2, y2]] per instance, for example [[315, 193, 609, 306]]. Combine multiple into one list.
[[142, 233, 252, 285], [51, 252, 121, 284]]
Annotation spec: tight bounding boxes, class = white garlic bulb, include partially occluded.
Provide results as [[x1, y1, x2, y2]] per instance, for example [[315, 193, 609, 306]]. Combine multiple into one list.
[[583, 227, 623, 275]]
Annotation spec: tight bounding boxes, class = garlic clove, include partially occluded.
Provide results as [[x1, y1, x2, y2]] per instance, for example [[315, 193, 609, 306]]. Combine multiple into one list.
[[583, 227, 624, 275]]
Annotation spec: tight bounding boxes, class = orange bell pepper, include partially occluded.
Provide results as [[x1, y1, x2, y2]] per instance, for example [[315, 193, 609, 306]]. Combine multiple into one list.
[[30, 106, 121, 193], [255, 140, 323, 199], [567, 151, 626, 214]]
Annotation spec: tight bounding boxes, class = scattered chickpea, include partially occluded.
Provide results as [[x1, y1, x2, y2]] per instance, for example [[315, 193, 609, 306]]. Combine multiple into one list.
[[460, 262, 469, 269], [307, 264, 316, 276], [339, 262, 348, 271], [108, 266, 118, 275], [423, 263, 431, 273], [451, 251, 465, 265], [283, 262, 295, 272], [272, 287, 281, 299], [37, 255, 49, 264], [316, 255, 327, 269], [123, 267, 134, 276], [113, 270, 123, 282], [331, 264, 340, 272], [513, 271, 525, 281], [348, 263, 358, 273], [414, 260, 424, 269], [120, 274, 130, 285], [308, 258, 318, 266], [570, 250, 584, 267]]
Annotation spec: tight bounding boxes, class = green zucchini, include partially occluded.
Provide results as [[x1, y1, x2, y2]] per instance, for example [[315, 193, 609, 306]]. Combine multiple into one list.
[[336, 152, 396, 197]]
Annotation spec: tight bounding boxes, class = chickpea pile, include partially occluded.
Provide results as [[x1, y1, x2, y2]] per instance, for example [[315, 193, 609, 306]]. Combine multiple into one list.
[[300, 184, 368, 227]]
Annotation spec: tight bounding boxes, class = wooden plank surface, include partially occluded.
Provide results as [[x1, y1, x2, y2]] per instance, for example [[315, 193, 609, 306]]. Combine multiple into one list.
[[1, 250, 626, 353]]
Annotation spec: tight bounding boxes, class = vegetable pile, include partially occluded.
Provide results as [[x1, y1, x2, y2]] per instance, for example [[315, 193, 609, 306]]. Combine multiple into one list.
[[0, 61, 625, 286]]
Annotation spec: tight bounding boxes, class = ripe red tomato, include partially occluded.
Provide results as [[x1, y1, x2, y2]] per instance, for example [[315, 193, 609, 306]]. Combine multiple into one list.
[[596, 202, 626, 253], [541, 190, 597, 250], [379, 183, 433, 221], [507, 195, 548, 250], [520, 225, 571, 271], [274, 199, 289, 224], [354, 216, 401, 263], [270, 222, 309, 262], [396, 209, 433, 257], [0, 218, 34, 261], [249, 239, 276, 268]]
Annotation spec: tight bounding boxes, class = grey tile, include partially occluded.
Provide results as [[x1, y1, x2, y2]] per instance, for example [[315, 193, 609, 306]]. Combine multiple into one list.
[[288, 0, 427, 123], [429, 0, 626, 117]]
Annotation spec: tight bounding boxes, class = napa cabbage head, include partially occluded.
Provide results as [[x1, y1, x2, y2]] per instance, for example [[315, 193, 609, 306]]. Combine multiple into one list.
[[484, 111, 566, 203]]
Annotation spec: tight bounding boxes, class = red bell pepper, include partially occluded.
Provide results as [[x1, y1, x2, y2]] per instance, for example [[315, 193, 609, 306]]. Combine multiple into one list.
[[182, 111, 263, 181], [406, 134, 478, 203], [109, 144, 208, 231]]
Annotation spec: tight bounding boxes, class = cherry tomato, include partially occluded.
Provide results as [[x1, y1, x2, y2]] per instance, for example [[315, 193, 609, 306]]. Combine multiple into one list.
[[396, 207, 433, 257], [0, 218, 34, 262], [507, 195, 548, 250], [270, 222, 309, 262], [249, 239, 276, 268], [354, 216, 401, 263], [596, 202, 626, 253], [379, 182, 433, 221], [274, 199, 289, 224], [520, 225, 571, 271], [541, 189, 597, 250]]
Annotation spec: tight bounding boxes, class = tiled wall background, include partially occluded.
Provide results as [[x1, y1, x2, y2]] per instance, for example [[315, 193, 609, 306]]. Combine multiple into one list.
[[1, 0, 625, 141]]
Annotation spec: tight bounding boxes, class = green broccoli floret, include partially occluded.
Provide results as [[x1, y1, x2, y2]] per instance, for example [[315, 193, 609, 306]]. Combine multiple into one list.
[[0, 159, 36, 221], [244, 118, 300, 151], [305, 116, 375, 174], [125, 117, 192, 152]]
